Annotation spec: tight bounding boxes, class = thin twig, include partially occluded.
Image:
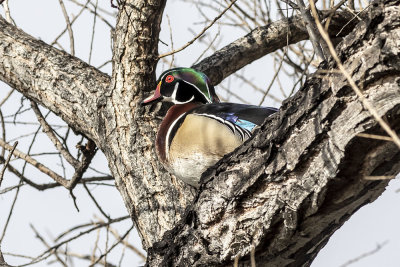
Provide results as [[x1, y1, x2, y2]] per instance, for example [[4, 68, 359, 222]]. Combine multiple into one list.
[[234, 72, 281, 102], [250, 246, 256, 267], [83, 182, 110, 220], [30, 224, 68, 267], [59, 251, 117, 267], [91, 228, 101, 264], [234, 255, 239, 267], [0, 180, 22, 243], [159, 0, 238, 58], [166, 15, 174, 68], [340, 241, 388, 267], [192, 28, 221, 65], [23, 216, 129, 266], [95, 216, 146, 260], [324, 0, 348, 30], [55, 215, 128, 242], [88, 0, 98, 64], [363, 175, 395, 180], [1, 110, 7, 159], [97, 60, 112, 69], [58, 0, 75, 55], [309, 0, 400, 150], [295, 0, 328, 60], [88, 225, 134, 267], [259, 53, 285, 105], [31, 101, 79, 168], [0, 156, 112, 191], [51, 0, 91, 47], [0, 141, 17, 188], [335, 4, 371, 37], [0, 89, 14, 107], [0, 183, 23, 195], [68, 0, 115, 28], [0, 138, 69, 187], [357, 133, 393, 142], [3, 0, 16, 25]]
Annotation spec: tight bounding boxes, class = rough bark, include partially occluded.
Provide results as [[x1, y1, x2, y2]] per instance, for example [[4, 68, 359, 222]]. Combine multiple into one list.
[[99, 0, 197, 248], [0, 18, 109, 141], [0, 4, 358, 249], [147, 1, 400, 266], [0, 0, 399, 266]]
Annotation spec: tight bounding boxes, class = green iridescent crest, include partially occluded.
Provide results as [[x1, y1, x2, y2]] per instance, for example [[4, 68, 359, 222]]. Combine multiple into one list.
[[158, 68, 218, 103]]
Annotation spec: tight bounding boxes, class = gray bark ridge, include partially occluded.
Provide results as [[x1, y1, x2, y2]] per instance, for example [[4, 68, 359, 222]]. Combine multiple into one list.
[[147, 0, 400, 266], [0, 17, 110, 141]]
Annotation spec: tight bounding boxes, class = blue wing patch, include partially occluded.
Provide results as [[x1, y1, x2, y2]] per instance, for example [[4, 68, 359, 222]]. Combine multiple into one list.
[[223, 113, 257, 132], [234, 119, 257, 132]]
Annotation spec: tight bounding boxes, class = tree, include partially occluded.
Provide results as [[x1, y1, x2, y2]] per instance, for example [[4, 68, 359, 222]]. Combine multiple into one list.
[[0, 0, 399, 266]]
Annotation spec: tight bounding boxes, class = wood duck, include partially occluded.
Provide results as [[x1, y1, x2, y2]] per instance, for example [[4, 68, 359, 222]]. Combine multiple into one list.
[[141, 68, 277, 187]]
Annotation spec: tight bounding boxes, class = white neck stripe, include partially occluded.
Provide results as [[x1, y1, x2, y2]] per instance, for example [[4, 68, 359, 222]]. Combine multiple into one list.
[[165, 112, 187, 161]]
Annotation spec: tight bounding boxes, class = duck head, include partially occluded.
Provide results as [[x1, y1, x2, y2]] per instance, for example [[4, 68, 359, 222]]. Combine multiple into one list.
[[141, 68, 220, 106]]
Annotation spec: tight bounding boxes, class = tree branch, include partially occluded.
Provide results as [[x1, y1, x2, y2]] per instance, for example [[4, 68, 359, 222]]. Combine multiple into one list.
[[0, 1, 392, 263], [0, 16, 110, 141], [193, 10, 359, 85], [147, 0, 400, 265], [30, 101, 80, 168]]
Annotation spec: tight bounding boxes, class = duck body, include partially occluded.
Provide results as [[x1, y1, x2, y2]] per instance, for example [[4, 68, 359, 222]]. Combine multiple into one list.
[[157, 102, 277, 186], [142, 68, 278, 187]]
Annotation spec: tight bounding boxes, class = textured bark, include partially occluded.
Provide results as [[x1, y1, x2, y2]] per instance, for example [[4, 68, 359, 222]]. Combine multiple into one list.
[[0, 4, 358, 249], [147, 1, 400, 266], [0, 18, 109, 141], [98, 0, 197, 248], [0, 0, 399, 266]]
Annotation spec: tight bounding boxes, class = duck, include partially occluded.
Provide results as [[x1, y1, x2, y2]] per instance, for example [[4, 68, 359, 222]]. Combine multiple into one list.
[[141, 67, 277, 187]]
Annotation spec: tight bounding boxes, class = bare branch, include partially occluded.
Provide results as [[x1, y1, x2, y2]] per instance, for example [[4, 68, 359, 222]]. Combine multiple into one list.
[[295, 0, 328, 60], [340, 241, 388, 267], [95, 216, 146, 260], [0, 16, 110, 141], [67, 0, 115, 29], [146, 1, 400, 264], [83, 182, 110, 220], [67, 140, 97, 190], [88, 0, 99, 64], [2, 0, 15, 25], [0, 138, 69, 187], [309, 0, 400, 149], [31, 101, 79, 168], [58, 0, 75, 56], [193, 10, 357, 85], [30, 224, 68, 267], [0, 141, 17, 188], [159, 0, 238, 58], [51, 0, 92, 47], [88, 225, 134, 267], [0, 248, 12, 267], [26, 216, 130, 266]]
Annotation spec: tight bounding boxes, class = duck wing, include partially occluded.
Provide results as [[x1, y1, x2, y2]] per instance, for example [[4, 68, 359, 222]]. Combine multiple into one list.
[[189, 103, 278, 140]]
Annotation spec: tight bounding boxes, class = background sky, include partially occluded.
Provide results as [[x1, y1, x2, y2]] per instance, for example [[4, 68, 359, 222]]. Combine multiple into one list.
[[0, 0, 399, 266]]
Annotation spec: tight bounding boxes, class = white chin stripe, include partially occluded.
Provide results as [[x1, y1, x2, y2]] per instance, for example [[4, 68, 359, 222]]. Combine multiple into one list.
[[174, 95, 195, 104]]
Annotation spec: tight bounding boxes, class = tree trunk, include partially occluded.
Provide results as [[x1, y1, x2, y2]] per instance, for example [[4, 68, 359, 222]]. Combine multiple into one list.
[[0, 0, 399, 266]]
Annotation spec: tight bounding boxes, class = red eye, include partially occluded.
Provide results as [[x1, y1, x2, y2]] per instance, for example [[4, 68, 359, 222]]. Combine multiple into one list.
[[165, 75, 174, 83]]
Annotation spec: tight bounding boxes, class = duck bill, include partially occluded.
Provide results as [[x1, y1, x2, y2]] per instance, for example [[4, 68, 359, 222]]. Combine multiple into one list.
[[141, 82, 162, 105]]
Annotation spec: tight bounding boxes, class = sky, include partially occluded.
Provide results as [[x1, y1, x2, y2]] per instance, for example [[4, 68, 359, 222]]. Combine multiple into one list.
[[0, 0, 399, 266]]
